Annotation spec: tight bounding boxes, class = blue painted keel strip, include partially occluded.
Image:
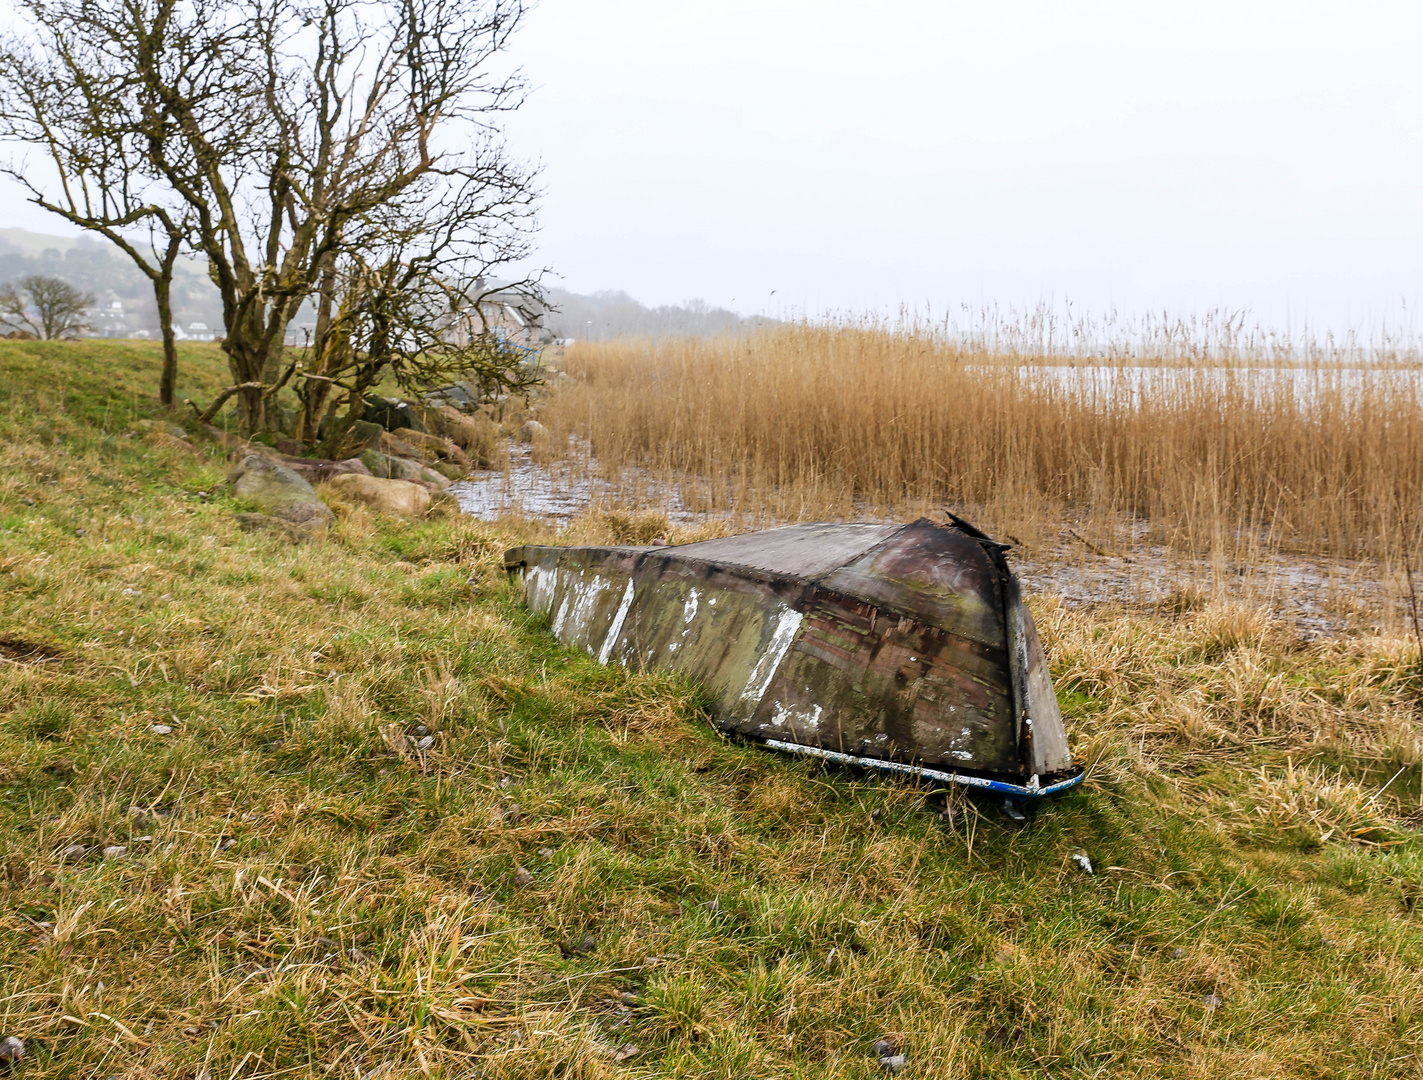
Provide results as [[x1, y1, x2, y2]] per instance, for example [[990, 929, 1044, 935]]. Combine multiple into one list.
[[761, 739, 1085, 799]]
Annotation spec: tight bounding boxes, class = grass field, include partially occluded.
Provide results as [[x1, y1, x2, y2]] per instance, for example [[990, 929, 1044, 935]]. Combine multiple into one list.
[[3, 339, 1423, 1078]]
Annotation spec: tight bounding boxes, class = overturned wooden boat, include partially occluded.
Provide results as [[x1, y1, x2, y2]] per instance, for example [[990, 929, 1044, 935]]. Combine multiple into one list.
[[504, 517, 1083, 798]]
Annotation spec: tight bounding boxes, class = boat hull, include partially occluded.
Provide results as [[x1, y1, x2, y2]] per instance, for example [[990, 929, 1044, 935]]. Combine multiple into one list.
[[504, 519, 1081, 798]]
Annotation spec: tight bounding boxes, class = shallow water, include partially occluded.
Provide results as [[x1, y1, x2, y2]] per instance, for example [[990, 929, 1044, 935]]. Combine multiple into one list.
[[449, 442, 704, 523], [451, 440, 1406, 638], [1003, 364, 1423, 407], [449, 446, 599, 521]]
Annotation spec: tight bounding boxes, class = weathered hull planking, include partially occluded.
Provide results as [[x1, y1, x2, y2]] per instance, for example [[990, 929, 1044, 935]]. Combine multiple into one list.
[[504, 518, 1083, 798]]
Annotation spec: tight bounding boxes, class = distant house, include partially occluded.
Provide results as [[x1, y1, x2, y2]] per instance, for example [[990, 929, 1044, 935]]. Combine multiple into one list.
[[446, 282, 554, 350], [174, 322, 217, 343], [272, 284, 550, 352], [88, 291, 130, 338]]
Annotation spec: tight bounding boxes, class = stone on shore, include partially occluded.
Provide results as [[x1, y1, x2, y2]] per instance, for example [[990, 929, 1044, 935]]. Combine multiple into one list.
[[360, 448, 424, 481], [421, 405, 501, 467], [338, 419, 386, 456], [417, 463, 451, 488], [227, 454, 334, 534], [362, 396, 425, 433], [328, 474, 432, 517], [393, 427, 471, 471], [379, 431, 427, 461], [277, 456, 372, 484]]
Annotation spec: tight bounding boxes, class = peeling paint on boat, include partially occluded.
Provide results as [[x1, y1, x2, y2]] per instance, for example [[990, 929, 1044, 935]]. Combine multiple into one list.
[[598, 579, 636, 665], [504, 517, 1083, 798], [737, 607, 804, 713]]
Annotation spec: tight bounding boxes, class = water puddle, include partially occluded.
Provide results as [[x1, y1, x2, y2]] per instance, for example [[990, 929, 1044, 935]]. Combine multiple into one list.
[[449, 443, 704, 523]]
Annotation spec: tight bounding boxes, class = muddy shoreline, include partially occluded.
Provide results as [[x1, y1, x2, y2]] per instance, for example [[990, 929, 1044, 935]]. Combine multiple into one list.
[[451, 442, 1412, 639]]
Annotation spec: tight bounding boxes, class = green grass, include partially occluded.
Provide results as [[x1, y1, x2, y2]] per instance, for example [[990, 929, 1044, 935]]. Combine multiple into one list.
[[2, 340, 1423, 1078]]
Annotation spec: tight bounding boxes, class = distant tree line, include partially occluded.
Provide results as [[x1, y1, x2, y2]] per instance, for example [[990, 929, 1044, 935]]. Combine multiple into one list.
[[544, 289, 779, 341], [0, 237, 224, 332]]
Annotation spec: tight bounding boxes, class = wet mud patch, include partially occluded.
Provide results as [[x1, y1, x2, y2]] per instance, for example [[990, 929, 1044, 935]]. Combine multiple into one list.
[[0, 634, 64, 662]]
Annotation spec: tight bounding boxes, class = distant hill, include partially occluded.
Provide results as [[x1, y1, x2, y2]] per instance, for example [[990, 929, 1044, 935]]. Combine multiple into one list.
[[0, 229, 771, 342], [0, 228, 223, 336], [0, 228, 89, 256], [543, 289, 776, 341]]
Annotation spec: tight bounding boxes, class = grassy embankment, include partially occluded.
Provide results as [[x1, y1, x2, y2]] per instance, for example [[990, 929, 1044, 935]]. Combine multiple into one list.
[[3, 339, 1423, 1079]]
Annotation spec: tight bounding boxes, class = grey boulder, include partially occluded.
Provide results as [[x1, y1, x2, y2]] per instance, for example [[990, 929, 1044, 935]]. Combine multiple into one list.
[[276, 455, 372, 484], [359, 448, 421, 481], [357, 449, 449, 488], [228, 454, 334, 534]]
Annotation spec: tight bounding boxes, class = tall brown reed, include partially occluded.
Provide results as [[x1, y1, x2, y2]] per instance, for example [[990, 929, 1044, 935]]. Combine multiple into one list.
[[540, 323, 1423, 566]]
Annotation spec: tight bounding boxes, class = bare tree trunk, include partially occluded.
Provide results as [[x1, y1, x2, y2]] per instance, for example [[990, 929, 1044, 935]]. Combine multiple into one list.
[[300, 377, 334, 446], [156, 276, 178, 407], [224, 332, 267, 434], [236, 383, 264, 434], [318, 387, 364, 459], [262, 342, 285, 390], [297, 259, 338, 446]]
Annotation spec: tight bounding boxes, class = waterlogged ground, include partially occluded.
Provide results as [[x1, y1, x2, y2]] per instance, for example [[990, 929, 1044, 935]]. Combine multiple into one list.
[[452, 440, 1407, 639], [1013, 541, 1398, 639]]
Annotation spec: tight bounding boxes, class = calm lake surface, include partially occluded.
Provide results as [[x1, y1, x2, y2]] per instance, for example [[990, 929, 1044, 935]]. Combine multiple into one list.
[[1000, 364, 1423, 405]]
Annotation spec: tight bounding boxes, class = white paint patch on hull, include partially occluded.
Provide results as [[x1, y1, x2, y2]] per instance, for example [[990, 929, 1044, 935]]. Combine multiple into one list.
[[557, 574, 613, 647], [598, 578, 637, 665], [769, 700, 823, 735], [737, 607, 804, 713], [524, 564, 557, 614]]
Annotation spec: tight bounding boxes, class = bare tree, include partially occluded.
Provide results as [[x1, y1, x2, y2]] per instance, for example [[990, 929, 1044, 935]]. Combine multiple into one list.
[[298, 262, 544, 458], [0, 0, 541, 435], [286, 170, 543, 453], [0, 274, 95, 339], [0, 36, 189, 403]]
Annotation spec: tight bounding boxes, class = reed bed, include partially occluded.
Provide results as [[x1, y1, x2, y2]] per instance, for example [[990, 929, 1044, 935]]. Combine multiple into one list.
[[541, 324, 1423, 572]]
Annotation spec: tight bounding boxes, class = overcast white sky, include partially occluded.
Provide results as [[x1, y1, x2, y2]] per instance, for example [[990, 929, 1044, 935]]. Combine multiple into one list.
[[5, 0, 1421, 332], [501, 0, 1423, 332]]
